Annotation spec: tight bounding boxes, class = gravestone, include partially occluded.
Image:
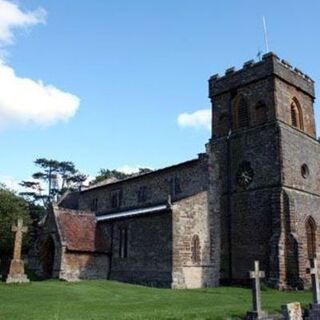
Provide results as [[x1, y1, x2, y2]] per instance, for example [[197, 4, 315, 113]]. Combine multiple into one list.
[[6, 218, 30, 283], [246, 261, 268, 320], [281, 302, 302, 320], [307, 258, 320, 319]]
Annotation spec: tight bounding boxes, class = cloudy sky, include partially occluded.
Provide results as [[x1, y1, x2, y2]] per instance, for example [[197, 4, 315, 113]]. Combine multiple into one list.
[[1, 0, 319, 190]]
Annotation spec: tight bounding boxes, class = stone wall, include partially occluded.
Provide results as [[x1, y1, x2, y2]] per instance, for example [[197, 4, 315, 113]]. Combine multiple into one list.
[[275, 79, 315, 137], [276, 124, 320, 288], [59, 250, 109, 281], [171, 191, 216, 288], [79, 154, 208, 216], [210, 123, 281, 283], [102, 211, 173, 287]]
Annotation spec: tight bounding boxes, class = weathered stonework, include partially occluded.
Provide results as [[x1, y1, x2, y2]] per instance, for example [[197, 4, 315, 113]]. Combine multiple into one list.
[[209, 52, 319, 289], [31, 53, 319, 290]]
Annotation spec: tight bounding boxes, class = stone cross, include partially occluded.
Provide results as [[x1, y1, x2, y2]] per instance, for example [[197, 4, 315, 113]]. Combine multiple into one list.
[[6, 218, 29, 284], [249, 260, 265, 314], [12, 218, 28, 260], [308, 258, 320, 305]]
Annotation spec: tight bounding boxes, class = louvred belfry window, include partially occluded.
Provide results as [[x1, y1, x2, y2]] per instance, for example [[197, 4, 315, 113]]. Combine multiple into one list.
[[233, 95, 250, 129], [238, 98, 249, 128]]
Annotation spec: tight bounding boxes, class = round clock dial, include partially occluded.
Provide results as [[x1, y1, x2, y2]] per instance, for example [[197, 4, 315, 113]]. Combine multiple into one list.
[[236, 161, 254, 188]]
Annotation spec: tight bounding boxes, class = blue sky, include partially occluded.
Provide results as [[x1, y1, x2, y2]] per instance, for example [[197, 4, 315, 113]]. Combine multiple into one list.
[[1, 0, 320, 189]]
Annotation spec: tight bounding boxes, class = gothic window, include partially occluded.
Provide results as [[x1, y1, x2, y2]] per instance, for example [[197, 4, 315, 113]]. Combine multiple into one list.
[[290, 98, 303, 130], [254, 100, 267, 125], [306, 217, 317, 259], [191, 235, 200, 264], [111, 190, 121, 209], [233, 95, 250, 129], [119, 227, 128, 258], [90, 198, 98, 212], [138, 186, 147, 203]]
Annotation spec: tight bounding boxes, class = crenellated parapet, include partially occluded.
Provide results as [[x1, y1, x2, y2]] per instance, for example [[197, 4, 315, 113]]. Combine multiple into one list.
[[209, 52, 315, 99]]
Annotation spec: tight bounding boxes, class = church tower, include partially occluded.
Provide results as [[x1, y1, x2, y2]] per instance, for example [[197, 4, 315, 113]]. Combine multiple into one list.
[[208, 52, 319, 288]]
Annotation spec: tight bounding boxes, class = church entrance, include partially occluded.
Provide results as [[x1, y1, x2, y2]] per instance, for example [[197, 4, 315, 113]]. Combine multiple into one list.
[[41, 237, 55, 278], [306, 217, 317, 259]]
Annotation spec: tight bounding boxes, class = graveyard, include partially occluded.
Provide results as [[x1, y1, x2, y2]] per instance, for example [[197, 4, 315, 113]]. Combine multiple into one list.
[[0, 280, 313, 320]]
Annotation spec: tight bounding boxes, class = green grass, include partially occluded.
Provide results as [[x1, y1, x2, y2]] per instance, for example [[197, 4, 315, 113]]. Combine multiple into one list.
[[0, 280, 312, 320]]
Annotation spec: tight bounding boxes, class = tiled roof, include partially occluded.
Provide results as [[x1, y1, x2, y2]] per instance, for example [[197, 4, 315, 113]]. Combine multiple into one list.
[[53, 206, 109, 253]]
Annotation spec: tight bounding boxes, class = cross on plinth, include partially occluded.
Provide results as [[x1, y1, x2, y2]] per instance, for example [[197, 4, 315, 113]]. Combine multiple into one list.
[[307, 258, 320, 305], [6, 218, 29, 284], [246, 261, 267, 320], [250, 260, 265, 314], [12, 218, 28, 260]]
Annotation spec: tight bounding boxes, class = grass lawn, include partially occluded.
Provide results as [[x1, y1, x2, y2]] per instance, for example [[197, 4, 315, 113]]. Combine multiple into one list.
[[0, 280, 312, 320]]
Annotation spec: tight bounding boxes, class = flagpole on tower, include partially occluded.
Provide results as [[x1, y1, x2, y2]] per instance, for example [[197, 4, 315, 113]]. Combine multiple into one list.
[[262, 16, 270, 53]]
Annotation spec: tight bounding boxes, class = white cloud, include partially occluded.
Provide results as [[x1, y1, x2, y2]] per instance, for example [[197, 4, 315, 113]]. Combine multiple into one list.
[[177, 109, 211, 130], [0, 174, 22, 192], [117, 165, 153, 175], [0, 1, 79, 130], [0, 0, 46, 46], [0, 62, 80, 129]]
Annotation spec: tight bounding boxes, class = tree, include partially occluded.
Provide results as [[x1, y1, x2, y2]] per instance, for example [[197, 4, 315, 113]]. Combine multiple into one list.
[[90, 167, 153, 185], [20, 158, 87, 206], [91, 169, 131, 185], [0, 185, 31, 255]]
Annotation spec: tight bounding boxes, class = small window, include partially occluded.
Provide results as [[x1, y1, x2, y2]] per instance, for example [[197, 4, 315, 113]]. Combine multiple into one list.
[[90, 198, 98, 212], [119, 227, 128, 258], [138, 186, 147, 203], [191, 235, 200, 264], [111, 190, 121, 208], [255, 100, 267, 125], [306, 217, 317, 259], [301, 164, 309, 179], [290, 98, 303, 130]]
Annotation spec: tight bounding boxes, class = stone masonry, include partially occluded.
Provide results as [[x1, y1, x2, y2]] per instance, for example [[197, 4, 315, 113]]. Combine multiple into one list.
[[32, 53, 319, 290]]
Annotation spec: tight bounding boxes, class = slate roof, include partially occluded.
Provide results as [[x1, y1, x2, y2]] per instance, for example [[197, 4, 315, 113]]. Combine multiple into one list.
[[53, 206, 109, 253]]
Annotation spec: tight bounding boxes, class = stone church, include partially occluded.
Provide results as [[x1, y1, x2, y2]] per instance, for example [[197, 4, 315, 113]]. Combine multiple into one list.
[[30, 52, 319, 289]]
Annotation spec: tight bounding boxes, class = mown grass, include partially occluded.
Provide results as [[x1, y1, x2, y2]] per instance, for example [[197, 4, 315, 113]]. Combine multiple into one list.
[[0, 280, 312, 320]]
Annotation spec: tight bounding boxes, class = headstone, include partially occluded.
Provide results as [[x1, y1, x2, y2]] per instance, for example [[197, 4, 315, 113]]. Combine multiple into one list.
[[246, 261, 268, 320], [6, 218, 30, 283], [281, 302, 302, 320], [307, 258, 320, 319]]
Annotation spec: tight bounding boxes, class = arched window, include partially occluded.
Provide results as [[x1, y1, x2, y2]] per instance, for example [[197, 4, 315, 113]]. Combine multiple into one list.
[[233, 95, 249, 129], [290, 98, 303, 130], [306, 217, 317, 259], [254, 100, 268, 125], [191, 235, 200, 263]]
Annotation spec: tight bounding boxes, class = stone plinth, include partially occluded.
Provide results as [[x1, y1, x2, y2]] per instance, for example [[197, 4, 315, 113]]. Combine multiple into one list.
[[281, 302, 302, 320], [6, 259, 29, 284]]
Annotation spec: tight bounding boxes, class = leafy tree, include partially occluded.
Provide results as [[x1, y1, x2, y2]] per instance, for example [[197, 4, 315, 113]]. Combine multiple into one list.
[[20, 158, 87, 206], [90, 167, 153, 185], [91, 169, 131, 185], [0, 185, 31, 255]]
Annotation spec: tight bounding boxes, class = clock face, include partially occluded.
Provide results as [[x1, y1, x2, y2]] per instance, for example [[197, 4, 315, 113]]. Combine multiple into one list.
[[236, 161, 254, 188]]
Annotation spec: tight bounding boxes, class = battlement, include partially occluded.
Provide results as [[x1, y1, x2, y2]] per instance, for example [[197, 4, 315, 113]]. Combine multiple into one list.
[[209, 52, 315, 98]]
